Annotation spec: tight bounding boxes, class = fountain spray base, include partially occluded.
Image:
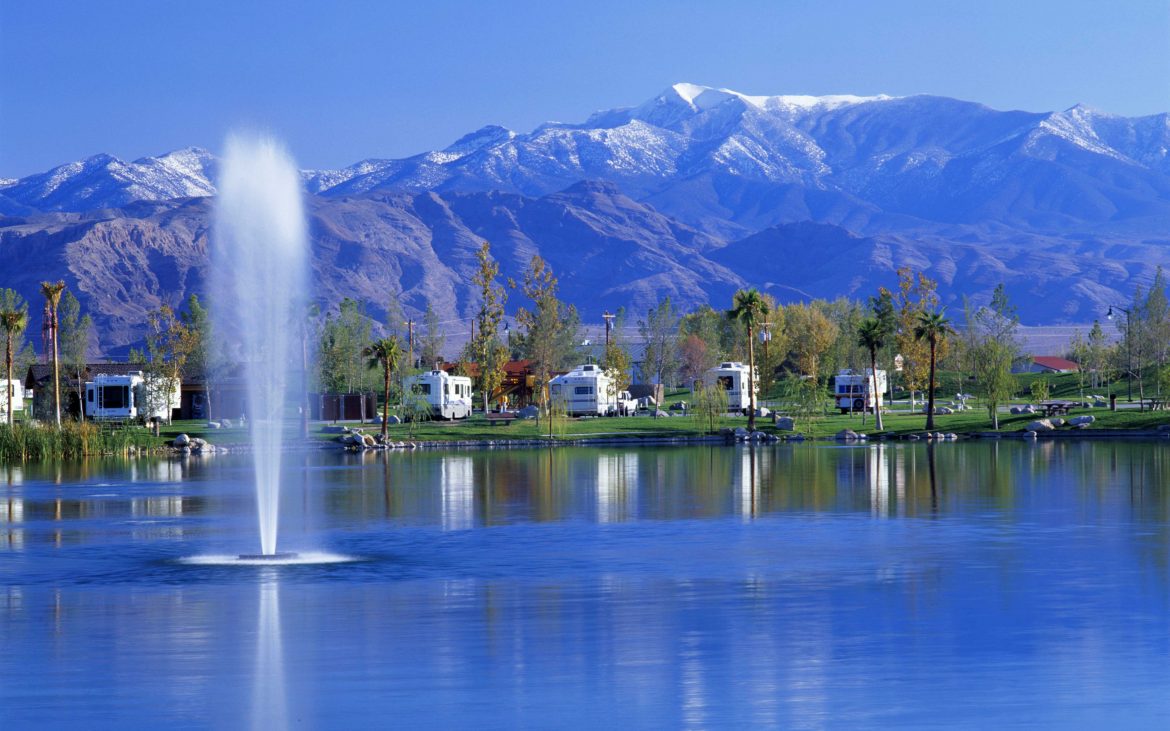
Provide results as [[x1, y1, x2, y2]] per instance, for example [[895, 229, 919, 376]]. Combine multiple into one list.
[[238, 552, 300, 561]]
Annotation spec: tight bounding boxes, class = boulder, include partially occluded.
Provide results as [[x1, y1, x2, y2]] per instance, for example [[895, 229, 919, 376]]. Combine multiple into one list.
[[1009, 406, 1024, 415], [754, 407, 770, 418], [655, 410, 670, 418], [220, 418, 233, 428], [1050, 417, 1065, 427], [517, 405, 540, 419], [774, 416, 795, 431], [1023, 405, 1036, 414], [1069, 415, 1095, 427], [372, 415, 383, 425], [173, 433, 190, 447], [205, 421, 221, 429], [386, 415, 401, 425], [733, 427, 749, 440], [935, 406, 953, 415], [1025, 430, 1038, 438], [362, 434, 377, 448], [789, 433, 805, 442], [1025, 419, 1054, 432], [835, 429, 859, 441]]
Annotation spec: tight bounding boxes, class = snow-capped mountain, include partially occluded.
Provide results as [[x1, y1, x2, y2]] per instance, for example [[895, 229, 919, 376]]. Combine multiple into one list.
[[7, 83, 1170, 237], [4, 83, 1170, 342], [1, 147, 217, 212]]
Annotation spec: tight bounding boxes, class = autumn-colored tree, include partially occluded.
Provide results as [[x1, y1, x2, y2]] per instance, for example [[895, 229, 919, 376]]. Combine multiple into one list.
[[887, 267, 943, 407]]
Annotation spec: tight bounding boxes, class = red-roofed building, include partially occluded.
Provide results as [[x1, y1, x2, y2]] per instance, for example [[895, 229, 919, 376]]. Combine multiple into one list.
[[1014, 356, 1080, 374]]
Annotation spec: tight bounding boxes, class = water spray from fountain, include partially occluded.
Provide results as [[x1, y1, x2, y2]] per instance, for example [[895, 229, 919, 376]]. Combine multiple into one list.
[[213, 133, 308, 559]]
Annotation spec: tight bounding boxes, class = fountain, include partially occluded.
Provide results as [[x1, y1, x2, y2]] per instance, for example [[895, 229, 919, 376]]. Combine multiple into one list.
[[212, 133, 308, 560]]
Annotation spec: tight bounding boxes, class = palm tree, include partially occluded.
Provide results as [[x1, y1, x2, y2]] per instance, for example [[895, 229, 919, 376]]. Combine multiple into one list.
[[365, 336, 403, 441], [728, 288, 770, 432], [40, 281, 66, 427], [1, 305, 28, 426], [856, 317, 886, 431], [914, 309, 955, 431]]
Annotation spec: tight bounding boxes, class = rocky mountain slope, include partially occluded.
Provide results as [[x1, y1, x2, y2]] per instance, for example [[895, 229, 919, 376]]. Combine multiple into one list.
[[2, 84, 1169, 348]]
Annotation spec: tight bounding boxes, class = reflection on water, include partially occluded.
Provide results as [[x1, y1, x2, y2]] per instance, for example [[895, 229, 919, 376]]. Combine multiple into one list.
[[4, 442, 1170, 727], [252, 572, 286, 731]]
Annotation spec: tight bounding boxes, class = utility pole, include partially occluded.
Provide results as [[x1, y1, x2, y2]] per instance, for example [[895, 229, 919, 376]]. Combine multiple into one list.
[[1108, 306, 1133, 401], [404, 319, 414, 369], [603, 310, 616, 357]]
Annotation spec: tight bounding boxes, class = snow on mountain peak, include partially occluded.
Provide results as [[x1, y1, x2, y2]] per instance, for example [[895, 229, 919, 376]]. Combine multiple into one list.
[[667, 82, 894, 113]]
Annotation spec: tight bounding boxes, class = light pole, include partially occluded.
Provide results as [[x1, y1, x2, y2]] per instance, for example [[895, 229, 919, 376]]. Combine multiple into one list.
[[1107, 305, 1132, 402], [602, 310, 616, 359], [759, 322, 772, 407]]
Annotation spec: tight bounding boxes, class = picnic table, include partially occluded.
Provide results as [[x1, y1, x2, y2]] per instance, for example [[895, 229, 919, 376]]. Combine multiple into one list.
[[1038, 401, 1076, 418], [485, 411, 518, 425]]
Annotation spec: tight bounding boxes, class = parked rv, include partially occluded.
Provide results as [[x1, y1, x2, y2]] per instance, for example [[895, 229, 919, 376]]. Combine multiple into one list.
[[833, 369, 888, 414], [0, 378, 24, 418], [701, 362, 757, 413], [403, 370, 473, 420], [549, 364, 618, 416], [84, 372, 180, 422]]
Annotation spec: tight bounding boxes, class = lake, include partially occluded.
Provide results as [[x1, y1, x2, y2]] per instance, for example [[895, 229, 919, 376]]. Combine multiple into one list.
[[2, 441, 1170, 729]]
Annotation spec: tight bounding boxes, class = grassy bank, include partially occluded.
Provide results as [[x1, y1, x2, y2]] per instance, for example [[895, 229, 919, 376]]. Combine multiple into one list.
[[0, 421, 157, 462]]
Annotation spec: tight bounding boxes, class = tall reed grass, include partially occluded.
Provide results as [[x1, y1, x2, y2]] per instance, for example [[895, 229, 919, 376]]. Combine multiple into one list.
[[0, 421, 155, 462]]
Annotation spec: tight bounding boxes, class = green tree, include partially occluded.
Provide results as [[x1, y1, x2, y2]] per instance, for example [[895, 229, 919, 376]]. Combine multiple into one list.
[[364, 336, 403, 440], [856, 317, 886, 431], [728, 288, 769, 431], [692, 381, 729, 434], [179, 294, 217, 420], [39, 280, 66, 426], [0, 289, 29, 426], [56, 290, 92, 419], [419, 303, 445, 369], [968, 284, 1019, 429], [1086, 320, 1110, 390], [466, 242, 509, 411], [316, 298, 373, 396], [914, 309, 955, 431], [139, 304, 191, 424], [513, 255, 577, 417], [639, 296, 680, 391]]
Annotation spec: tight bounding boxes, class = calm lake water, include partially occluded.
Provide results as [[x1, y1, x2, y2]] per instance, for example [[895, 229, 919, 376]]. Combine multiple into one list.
[[2, 442, 1170, 729]]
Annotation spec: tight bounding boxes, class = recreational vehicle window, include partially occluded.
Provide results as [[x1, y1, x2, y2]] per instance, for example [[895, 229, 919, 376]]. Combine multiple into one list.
[[574, 386, 593, 395], [718, 376, 734, 390], [100, 385, 129, 410], [418, 383, 431, 395]]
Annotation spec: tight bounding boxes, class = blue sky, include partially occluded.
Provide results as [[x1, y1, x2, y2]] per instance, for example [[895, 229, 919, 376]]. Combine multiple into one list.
[[1, 0, 1168, 177]]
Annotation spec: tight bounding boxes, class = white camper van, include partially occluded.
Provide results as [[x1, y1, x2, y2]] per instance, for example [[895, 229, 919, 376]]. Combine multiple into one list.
[[84, 372, 180, 422], [403, 370, 473, 420], [702, 362, 756, 412], [833, 369, 888, 414], [549, 364, 617, 416], [0, 378, 24, 417]]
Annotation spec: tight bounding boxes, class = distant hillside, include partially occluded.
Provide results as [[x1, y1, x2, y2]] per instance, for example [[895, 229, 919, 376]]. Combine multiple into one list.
[[3, 83, 1169, 347]]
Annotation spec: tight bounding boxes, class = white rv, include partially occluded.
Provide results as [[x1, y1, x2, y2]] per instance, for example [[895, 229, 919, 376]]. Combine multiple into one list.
[[549, 364, 617, 416], [84, 372, 180, 422], [702, 362, 757, 412], [0, 378, 24, 417], [404, 370, 473, 420], [833, 369, 888, 414]]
